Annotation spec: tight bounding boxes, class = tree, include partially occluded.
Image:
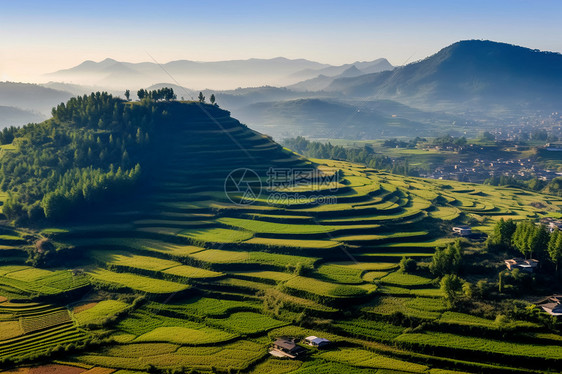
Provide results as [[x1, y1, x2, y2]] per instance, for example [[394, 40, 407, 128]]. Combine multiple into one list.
[[137, 89, 146, 100], [490, 218, 516, 249], [512, 221, 541, 259], [124, 90, 130, 101], [399, 256, 417, 273], [430, 240, 463, 276], [198, 92, 205, 103], [548, 229, 562, 275], [210, 94, 216, 105], [440, 274, 463, 307], [527, 224, 549, 259]]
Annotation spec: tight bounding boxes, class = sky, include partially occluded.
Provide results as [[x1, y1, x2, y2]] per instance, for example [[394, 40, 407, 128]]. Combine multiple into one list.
[[2, 0, 562, 82]]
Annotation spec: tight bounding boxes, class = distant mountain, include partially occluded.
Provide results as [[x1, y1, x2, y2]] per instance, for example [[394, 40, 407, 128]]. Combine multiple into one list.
[[326, 40, 562, 112], [287, 59, 393, 92], [289, 58, 393, 80], [0, 82, 73, 115], [233, 98, 429, 140], [42, 82, 122, 97], [46, 57, 332, 90], [0, 106, 45, 128], [288, 64, 368, 92]]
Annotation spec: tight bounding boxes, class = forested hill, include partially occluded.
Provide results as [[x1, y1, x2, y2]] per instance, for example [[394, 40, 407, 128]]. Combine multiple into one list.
[[0, 92, 303, 224]]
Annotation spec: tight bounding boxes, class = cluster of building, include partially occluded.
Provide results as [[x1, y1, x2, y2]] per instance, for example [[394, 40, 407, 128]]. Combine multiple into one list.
[[269, 336, 331, 359], [422, 157, 560, 183]]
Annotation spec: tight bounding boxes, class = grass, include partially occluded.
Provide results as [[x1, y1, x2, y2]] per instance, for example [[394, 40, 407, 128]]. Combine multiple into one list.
[[395, 331, 562, 359], [179, 227, 253, 243], [218, 217, 333, 234], [207, 312, 288, 334], [439, 312, 539, 330], [135, 326, 237, 344], [0, 320, 23, 340], [70, 237, 204, 257], [77, 340, 267, 371], [285, 276, 368, 298], [90, 250, 180, 271], [362, 296, 445, 320], [231, 270, 296, 283], [162, 265, 222, 279], [21, 309, 71, 333], [318, 347, 429, 373], [147, 297, 260, 318], [379, 272, 434, 287], [315, 264, 363, 284], [189, 249, 318, 267], [73, 300, 129, 326], [245, 237, 340, 248], [333, 318, 404, 341], [88, 269, 189, 294]]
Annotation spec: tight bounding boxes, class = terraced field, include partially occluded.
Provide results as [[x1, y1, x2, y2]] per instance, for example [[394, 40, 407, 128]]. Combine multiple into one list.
[[1, 103, 561, 372]]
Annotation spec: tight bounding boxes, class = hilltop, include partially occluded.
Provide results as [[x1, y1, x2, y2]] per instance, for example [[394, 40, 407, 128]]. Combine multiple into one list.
[[326, 40, 562, 112]]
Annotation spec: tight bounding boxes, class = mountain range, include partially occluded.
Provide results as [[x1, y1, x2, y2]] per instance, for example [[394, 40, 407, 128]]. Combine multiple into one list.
[[325, 40, 562, 112], [2, 40, 562, 136], [45, 57, 393, 90]]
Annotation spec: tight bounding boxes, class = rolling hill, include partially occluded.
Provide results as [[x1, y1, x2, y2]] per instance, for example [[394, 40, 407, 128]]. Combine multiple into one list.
[[233, 98, 431, 139], [0, 82, 73, 115], [0, 94, 561, 373], [326, 40, 562, 112]]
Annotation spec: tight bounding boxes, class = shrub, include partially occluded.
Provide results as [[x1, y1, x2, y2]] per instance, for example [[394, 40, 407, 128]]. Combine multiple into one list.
[[399, 256, 417, 273]]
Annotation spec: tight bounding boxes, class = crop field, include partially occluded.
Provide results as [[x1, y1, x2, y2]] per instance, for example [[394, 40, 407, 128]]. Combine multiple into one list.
[[179, 227, 253, 243], [0, 266, 89, 299], [284, 276, 370, 298], [0, 301, 88, 360], [318, 347, 429, 373], [146, 296, 261, 317], [362, 296, 446, 320], [395, 331, 562, 360], [73, 300, 129, 326], [3, 128, 562, 374], [87, 269, 189, 294], [207, 312, 288, 334], [379, 272, 434, 287]]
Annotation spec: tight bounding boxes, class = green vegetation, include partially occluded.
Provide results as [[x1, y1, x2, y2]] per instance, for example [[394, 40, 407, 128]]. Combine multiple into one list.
[[88, 269, 189, 294], [1, 96, 561, 372], [73, 300, 129, 326]]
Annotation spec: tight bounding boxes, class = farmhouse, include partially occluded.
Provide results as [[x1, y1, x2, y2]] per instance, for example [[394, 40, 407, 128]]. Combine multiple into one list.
[[304, 336, 330, 348], [452, 225, 472, 236], [269, 338, 306, 359], [537, 295, 562, 316], [504, 258, 539, 272]]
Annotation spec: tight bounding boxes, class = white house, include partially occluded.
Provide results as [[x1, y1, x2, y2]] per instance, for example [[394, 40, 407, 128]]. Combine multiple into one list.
[[304, 336, 330, 348]]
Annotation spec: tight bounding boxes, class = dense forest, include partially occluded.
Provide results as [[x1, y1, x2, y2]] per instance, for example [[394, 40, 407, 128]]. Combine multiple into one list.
[[0, 91, 176, 223]]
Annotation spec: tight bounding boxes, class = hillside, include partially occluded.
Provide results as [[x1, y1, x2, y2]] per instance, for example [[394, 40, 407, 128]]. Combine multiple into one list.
[[0, 106, 45, 128], [0, 95, 561, 372], [0, 82, 73, 115], [327, 40, 562, 112], [233, 98, 431, 139]]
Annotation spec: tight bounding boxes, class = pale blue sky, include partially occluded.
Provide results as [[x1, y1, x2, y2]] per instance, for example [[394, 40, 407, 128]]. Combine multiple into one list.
[[1, 0, 562, 81]]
